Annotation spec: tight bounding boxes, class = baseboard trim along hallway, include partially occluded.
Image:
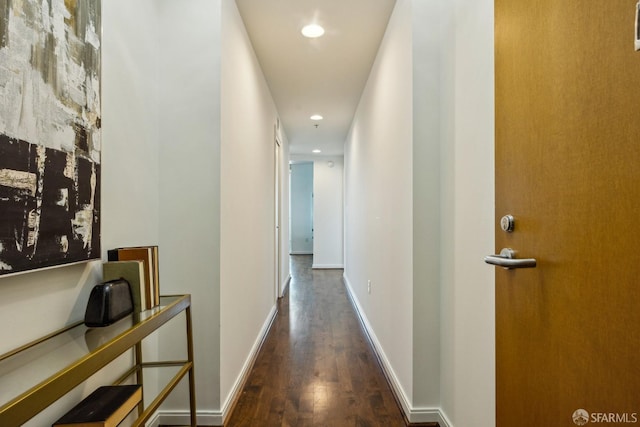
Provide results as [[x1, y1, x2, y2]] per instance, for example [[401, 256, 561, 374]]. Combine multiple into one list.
[[343, 274, 450, 427], [221, 305, 279, 421], [312, 263, 345, 269], [155, 306, 278, 427]]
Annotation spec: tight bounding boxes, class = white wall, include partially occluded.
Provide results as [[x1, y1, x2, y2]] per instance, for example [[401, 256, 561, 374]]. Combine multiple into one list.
[[344, 0, 495, 425], [220, 0, 286, 420], [343, 0, 415, 412], [312, 157, 344, 269], [155, 0, 222, 422], [438, 0, 495, 425], [103, 0, 163, 418], [411, 0, 443, 415], [290, 162, 314, 254], [157, 3, 290, 423]]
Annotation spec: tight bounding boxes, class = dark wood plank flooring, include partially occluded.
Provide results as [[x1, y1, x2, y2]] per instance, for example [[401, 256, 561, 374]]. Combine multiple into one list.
[[226, 255, 407, 426]]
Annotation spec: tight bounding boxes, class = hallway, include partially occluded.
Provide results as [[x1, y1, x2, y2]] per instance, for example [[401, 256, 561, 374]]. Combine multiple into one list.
[[226, 255, 406, 426]]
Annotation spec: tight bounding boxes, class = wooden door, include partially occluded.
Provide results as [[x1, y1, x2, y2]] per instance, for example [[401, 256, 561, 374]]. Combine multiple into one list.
[[495, 1, 640, 425]]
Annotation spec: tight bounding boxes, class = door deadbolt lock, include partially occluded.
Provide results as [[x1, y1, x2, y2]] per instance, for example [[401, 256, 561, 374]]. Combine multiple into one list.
[[500, 215, 515, 232]]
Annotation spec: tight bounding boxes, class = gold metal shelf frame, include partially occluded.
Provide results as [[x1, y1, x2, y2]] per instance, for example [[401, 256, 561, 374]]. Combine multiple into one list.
[[0, 294, 196, 427]]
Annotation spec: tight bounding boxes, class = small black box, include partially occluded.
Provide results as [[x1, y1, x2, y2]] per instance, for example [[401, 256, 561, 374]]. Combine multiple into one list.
[[84, 279, 134, 327]]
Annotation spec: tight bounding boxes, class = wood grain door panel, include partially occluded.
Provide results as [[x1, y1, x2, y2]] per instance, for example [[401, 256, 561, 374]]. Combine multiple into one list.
[[495, 1, 640, 425]]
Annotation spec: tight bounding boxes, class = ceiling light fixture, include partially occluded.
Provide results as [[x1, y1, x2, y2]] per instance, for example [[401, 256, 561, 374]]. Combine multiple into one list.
[[310, 114, 323, 121], [312, 149, 322, 153], [301, 24, 325, 38]]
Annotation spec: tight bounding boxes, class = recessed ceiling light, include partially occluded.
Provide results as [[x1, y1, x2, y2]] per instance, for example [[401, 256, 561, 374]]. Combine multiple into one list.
[[310, 114, 323, 121], [312, 149, 322, 153], [301, 24, 325, 38]]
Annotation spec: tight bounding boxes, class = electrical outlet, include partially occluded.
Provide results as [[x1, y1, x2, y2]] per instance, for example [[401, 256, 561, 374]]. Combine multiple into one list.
[[367, 280, 371, 294]]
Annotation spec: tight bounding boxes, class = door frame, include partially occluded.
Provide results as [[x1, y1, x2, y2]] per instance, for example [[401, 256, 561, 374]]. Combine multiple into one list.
[[274, 127, 282, 300]]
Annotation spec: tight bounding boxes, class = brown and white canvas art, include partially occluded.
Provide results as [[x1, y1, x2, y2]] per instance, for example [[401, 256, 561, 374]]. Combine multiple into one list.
[[0, 0, 101, 276]]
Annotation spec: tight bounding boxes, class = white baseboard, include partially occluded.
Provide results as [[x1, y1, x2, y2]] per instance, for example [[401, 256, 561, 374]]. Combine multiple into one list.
[[154, 305, 278, 427], [342, 274, 450, 426], [439, 409, 454, 427], [312, 263, 344, 269], [220, 304, 278, 423], [148, 412, 160, 427], [155, 409, 222, 426], [410, 408, 451, 426], [281, 274, 291, 297]]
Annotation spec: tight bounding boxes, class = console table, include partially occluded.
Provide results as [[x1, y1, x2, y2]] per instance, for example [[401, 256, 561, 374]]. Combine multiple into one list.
[[0, 294, 196, 426]]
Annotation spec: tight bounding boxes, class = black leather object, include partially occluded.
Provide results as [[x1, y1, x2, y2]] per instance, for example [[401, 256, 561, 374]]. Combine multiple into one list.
[[84, 279, 134, 327]]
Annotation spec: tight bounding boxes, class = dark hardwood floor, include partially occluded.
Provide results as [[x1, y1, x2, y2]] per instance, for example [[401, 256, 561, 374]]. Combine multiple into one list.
[[225, 255, 407, 427]]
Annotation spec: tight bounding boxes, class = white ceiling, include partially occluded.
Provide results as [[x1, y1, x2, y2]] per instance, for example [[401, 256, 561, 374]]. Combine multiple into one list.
[[235, 0, 397, 157]]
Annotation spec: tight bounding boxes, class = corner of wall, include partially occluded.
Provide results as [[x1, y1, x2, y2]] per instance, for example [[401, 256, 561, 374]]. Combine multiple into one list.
[[157, 0, 223, 414], [411, 0, 444, 410]]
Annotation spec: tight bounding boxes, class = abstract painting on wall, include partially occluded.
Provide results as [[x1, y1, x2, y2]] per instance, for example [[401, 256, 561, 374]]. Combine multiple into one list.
[[0, 0, 101, 276]]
